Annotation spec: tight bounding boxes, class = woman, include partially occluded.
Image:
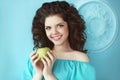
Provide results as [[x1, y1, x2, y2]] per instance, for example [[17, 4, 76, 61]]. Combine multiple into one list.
[[22, 1, 96, 80]]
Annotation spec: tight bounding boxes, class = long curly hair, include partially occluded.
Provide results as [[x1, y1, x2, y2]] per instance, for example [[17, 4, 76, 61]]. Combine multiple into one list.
[[32, 1, 87, 53]]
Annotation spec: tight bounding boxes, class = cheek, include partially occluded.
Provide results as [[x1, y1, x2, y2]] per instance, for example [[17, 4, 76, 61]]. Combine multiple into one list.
[[46, 32, 51, 39], [63, 27, 69, 35], [65, 28, 69, 38]]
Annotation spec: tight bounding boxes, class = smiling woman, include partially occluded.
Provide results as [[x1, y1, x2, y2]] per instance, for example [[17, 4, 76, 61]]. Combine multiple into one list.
[[22, 1, 96, 80], [45, 15, 69, 46]]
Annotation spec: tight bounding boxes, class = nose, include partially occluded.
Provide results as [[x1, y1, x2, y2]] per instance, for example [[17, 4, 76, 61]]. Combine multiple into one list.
[[52, 27, 59, 35]]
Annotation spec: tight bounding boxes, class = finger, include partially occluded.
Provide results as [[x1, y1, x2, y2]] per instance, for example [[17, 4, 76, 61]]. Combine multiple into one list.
[[30, 50, 36, 57], [43, 55, 51, 65], [50, 50, 57, 58], [33, 57, 40, 65], [47, 51, 55, 61], [31, 54, 38, 60], [41, 58, 47, 66], [30, 53, 39, 62]]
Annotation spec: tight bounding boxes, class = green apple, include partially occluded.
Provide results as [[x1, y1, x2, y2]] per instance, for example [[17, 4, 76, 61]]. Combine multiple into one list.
[[36, 47, 50, 59]]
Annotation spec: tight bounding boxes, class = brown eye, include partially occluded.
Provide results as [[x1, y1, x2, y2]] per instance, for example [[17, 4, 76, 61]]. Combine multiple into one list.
[[45, 26, 51, 30], [58, 24, 64, 28]]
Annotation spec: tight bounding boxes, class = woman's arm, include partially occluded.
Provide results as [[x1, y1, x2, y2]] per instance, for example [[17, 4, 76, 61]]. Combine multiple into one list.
[[30, 51, 43, 80], [41, 51, 57, 80], [44, 74, 57, 80], [32, 73, 43, 80]]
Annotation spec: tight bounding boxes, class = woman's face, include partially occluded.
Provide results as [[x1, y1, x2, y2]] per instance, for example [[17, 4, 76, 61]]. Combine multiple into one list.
[[45, 15, 69, 46]]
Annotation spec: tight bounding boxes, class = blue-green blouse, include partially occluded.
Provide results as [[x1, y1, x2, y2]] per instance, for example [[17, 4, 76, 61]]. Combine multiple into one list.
[[22, 59, 96, 80]]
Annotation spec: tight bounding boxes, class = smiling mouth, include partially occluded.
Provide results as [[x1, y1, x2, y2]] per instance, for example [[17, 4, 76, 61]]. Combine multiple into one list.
[[52, 35, 62, 41]]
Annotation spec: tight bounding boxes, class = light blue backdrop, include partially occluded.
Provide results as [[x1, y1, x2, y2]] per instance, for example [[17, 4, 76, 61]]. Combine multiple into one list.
[[0, 0, 120, 80]]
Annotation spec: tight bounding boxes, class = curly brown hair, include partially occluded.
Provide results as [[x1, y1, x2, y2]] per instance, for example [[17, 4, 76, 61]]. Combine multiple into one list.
[[32, 1, 87, 52]]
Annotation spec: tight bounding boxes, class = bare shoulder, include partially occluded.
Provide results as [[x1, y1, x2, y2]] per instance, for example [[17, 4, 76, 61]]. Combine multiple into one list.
[[73, 51, 89, 62]]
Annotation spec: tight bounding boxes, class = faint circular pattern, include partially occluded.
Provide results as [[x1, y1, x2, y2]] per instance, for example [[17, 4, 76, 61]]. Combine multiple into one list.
[[77, 0, 117, 52]]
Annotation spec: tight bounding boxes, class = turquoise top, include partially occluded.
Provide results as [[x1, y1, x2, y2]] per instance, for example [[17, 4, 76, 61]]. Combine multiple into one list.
[[22, 59, 96, 80]]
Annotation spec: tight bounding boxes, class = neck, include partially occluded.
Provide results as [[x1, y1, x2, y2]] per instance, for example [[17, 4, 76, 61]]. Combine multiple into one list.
[[53, 41, 72, 53], [52, 41, 74, 59]]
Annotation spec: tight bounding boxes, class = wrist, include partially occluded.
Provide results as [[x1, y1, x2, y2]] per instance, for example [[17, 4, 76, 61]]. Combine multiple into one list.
[[32, 73, 43, 80], [44, 74, 57, 80]]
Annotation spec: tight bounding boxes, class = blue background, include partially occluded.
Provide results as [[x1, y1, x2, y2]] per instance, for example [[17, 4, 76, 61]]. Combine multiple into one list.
[[0, 0, 120, 80]]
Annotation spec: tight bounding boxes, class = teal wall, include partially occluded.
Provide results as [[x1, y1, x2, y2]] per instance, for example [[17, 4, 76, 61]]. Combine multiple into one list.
[[0, 0, 120, 80]]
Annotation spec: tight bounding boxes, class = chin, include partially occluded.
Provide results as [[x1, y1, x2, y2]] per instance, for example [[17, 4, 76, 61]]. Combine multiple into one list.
[[53, 42, 63, 46]]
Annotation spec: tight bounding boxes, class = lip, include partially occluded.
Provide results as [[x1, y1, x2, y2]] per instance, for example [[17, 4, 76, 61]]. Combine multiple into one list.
[[51, 35, 62, 41]]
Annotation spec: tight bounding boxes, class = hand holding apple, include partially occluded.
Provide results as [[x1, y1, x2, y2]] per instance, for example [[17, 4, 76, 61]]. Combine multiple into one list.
[[35, 47, 56, 79]]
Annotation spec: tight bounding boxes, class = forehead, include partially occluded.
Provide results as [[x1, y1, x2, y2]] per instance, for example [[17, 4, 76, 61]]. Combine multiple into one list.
[[45, 15, 65, 26]]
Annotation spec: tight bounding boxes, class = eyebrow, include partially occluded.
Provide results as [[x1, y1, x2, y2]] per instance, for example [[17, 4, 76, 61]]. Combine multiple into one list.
[[56, 22, 65, 26], [45, 22, 65, 28]]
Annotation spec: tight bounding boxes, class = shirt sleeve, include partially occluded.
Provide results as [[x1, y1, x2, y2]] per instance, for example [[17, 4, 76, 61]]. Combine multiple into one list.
[[21, 59, 34, 80], [83, 63, 96, 80]]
